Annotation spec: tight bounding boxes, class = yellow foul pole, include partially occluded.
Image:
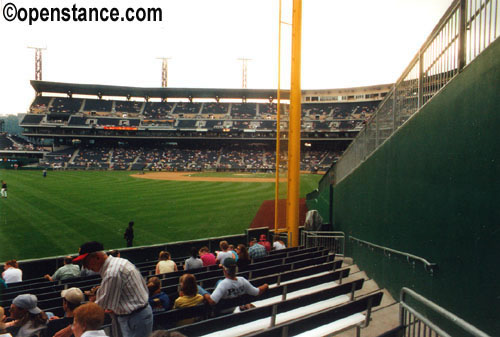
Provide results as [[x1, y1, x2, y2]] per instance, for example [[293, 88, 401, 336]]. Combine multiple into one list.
[[287, 0, 302, 247], [274, 0, 283, 233]]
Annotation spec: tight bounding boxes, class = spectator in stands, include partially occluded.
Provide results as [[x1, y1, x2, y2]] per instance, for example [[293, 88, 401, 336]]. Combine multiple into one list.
[[147, 277, 170, 312], [259, 234, 272, 253], [71, 302, 108, 337], [51, 287, 85, 337], [73, 241, 153, 337], [8, 294, 48, 337], [173, 274, 207, 325], [80, 266, 99, 278], [155, 251, 178, 274], [227, 245, 238, 262], [247, 238, 267, 260], [1, 180, 7, 198], [108, 250, 120, 257], [44, 256, 80, 281], [273, 236, 286, 251], [124, 221, 134, 247], [56, 287, 85, 318], [235, 244, 251, 271], [2, 260, 22, 284], [204, 258, 268, 311], [0, 306, 7, 334], [215, 241, 236, 266], [0, 276, 6, 291], [198, 247, 216, 267], [184, 247, 203, 270]]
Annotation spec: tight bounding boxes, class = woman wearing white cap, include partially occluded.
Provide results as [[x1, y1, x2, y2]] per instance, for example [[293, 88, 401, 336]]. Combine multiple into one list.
[[9, 294, 48, 337]]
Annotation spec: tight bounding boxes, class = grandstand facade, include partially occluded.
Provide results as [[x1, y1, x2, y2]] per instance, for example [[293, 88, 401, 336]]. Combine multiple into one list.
[[18, 81, 391, 172]]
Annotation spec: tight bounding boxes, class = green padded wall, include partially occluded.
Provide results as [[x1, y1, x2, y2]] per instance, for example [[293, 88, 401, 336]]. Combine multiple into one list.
[[331, 38, 500, 335]]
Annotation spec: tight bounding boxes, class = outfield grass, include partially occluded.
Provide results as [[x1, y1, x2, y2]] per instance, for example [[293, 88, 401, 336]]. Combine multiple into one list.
[[0, 170, 321, 262]]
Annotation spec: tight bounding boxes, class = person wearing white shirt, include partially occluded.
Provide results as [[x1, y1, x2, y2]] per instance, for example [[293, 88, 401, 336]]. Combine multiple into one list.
[[2, 260, 22, 284]]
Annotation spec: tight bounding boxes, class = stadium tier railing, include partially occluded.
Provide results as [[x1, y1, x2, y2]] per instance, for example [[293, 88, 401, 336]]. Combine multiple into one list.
[[334, 0, 500, 184], [301, 231, 345, 256], [350, 236, 438, 275], [399, 287, 491, 337]]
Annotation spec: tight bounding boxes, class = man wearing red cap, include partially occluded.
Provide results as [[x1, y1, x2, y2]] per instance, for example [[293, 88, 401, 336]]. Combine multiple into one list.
[[259, 234, 271, 253], [73, 241, 152, 337]]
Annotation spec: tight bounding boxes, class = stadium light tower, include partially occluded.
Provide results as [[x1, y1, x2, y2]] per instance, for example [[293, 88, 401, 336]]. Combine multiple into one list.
[[157, 57, 172, 88], [237, 57, 252, 89], [28, 46, 46, 81]]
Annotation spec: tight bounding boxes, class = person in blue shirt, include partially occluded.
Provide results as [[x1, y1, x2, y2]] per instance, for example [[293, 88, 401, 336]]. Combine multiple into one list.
[[147, 277, 170, 312]]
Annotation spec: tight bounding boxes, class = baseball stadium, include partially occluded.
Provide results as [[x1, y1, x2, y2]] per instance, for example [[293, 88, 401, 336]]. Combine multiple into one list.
[[0, 0, 498, 336]]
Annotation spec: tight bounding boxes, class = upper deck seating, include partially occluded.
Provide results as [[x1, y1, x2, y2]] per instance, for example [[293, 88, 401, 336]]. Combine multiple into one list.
[[231, 103, 257, 119], [174, 103, 201, 115], [202, 103, 229, 115], [114, 101, 143, 114], [49, 98, 82, 114], [83, 99, 113, 113], [30, 96, 52, 113], [143, 102, 176, 119]]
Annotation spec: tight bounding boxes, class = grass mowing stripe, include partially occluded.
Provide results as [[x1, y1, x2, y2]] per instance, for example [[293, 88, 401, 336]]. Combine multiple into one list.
[[0, 170, 321, 261]]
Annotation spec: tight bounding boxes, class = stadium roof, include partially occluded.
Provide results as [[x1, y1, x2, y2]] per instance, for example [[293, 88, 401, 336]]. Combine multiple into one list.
[[30, 81, 290, 100]]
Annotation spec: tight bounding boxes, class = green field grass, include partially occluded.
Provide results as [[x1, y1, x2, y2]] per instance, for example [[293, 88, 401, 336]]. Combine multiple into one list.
[[0, 170, 321, 262]]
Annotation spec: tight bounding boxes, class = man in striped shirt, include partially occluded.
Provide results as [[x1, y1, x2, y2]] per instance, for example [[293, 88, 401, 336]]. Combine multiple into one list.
[[73, 241, 153, 337]]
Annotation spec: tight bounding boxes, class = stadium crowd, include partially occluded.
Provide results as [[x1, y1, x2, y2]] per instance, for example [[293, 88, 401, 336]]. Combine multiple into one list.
[[36, 146, 340, 172], [0, 236, 287, 337]]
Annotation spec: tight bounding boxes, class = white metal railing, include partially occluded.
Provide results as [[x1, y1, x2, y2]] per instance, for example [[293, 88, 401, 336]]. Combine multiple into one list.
[[350, 236, 437, 274], [400, 287, 491, 337], [335, 0, 499, 184], [300, 231, 345, 256]]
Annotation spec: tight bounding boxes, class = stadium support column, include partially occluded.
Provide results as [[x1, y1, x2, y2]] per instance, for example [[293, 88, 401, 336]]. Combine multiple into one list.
[[286, 0, 302, 247]]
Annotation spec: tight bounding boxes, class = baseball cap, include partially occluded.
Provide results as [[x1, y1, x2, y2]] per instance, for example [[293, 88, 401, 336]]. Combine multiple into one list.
[[73, 241, 104, 263], [222, 257, 236, 268], [61, 287, 84, 304], [259, 234, 267, 241], [12, 294, 42, 314]]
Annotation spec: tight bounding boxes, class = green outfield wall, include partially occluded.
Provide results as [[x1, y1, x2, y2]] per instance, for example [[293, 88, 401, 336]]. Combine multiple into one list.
[[312, 39, 500, 335]]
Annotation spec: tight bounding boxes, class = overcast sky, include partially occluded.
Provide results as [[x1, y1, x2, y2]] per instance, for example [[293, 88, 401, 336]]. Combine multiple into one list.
[[0, 0, 452, 115]]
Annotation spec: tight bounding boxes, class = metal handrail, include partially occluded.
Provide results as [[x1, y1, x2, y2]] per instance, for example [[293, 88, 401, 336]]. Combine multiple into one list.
[[400, 287, 491, 337], [333, 0, 499, 185], [349, 236, 437, 274]]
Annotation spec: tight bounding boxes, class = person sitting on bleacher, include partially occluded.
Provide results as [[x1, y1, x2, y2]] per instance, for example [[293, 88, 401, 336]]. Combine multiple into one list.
[[247, 238, 267, 260], [198, 247, 216, 267], [172, 274, 207, 326], [258, 234, 272, 253], [183, 247, 203, 271], [44, 256, 81, 282], [0, 306, 7, 334], [235, 244, 250, 271], [8, 294, 48, 337], [204, 258, 268, 312], [51, 287, 85, 337], [155, 251, 178, 275], [147, 277, 170, 313], [71, 302, 108, 337], [2, 260, 22, 284], [272, 236, 286, 251], [215, 241, 236, 267]]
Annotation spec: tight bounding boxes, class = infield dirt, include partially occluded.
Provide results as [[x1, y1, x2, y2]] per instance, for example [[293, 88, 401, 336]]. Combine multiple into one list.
[[131, 171, 287, 183]]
